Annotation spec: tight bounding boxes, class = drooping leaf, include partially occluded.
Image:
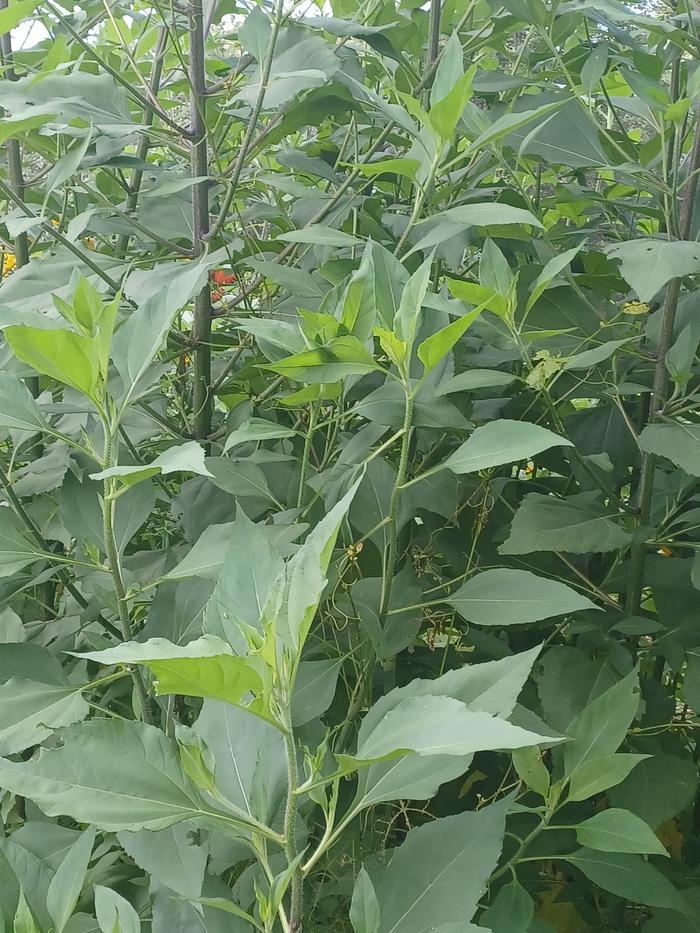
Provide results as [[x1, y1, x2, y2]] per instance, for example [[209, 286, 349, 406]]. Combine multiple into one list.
[[441, 420, 572, 475], [565, 849, 685, 911], [0, 679, 89, 755], [607, 239, 700, 302], [445, 569, 597, 626]]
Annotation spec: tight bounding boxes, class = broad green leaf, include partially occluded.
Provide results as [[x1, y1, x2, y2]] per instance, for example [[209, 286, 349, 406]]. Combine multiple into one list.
[[277, 225, 362, 247], [94, 885, 140, 933], [338, 244, 376, 342], [0, 510, 52, 577], [352, 158, 421, 180], [76, 636, 269, 714], [118, 824, 206, 902], [500, 492, 631, 554], [417, 306, 482, 374], [279, 477, 361, 654], [5, 326, 99, 399], [223, 418, 296, 453], [371, 797, 509, 933], [481, 880, 534, 933], [0, 0, 40, 32], [525, 246, 581, 312], [114, 256, 218, 409], [90, 441, 213, 488], [0, 373, 52, 435], [607, 238, 700, 302], [564, 670, 640, 775], [13, 891, 39, 933], [639, 423, 700, 476], [441, 419, 572, 474], [46, 827, 95, 933], [0, 112, 54, 146], [429, 65, 477, 141], [292, 658, 341, 726], [445, 569, 597, 626], [566, 754, 648, 802], [468, 99, 565, 152], [394, 254, 433, 346], [266, 336, 380, 383], [575, 808, 668, 856], [203, 510, 285, 653], [350, 868, 380, 933], [512, 746, 550, 797], [479, 239, 514, 297], [45, 128, 93, 197], [607, 754, 698, 829], [565, 849, 685, 911], [0, 679, 89, 755], [408, 204, 541, 256], [562, 338, 631, 371], [193, 700, 286, 829], [352, 694, 560, 762], [0, 719, 215, 832], [438, 369, 515, 393]]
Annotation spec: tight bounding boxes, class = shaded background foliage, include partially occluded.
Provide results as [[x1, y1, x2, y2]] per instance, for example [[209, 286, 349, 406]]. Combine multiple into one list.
[[1, 0, 700, 930]]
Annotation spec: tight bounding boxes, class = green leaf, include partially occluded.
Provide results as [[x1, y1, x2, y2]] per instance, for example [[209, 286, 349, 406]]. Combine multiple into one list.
[[46, 827, 95, 933], [292, 659, 341, 726], [638, 423, 700, 476], [351, 694, 560, 762], [481, 880, 534, 933], [394, 254, 433, 346], [441, 420, 572, 475], [575, 808, 668, 856], [479, 239, 514, 297], [607, 239, 700, 302], [351, 158, 421, 180], [417, 306, 482, 374], [277, 225, 362, 247], [0, 0, 40, 33], [114, 256, 217, 408], [5, 326, 100, 399], [564, 670, 640, 776], [525, 246, 581, 312], [94, 885, 141, 933], [407, 204, 542, 256], [76, 636, 270, 715], [223, 418, 297, 453], [0, 719, 212, 832], [565, 849, 686, 911], [512, 746, 550, 797], [90, 441, 213, 488], [566, 754, 648, 802], [468, 99, 565, 152], [13, 891, 39, 933], [266, 336, 380, 383], [500, 492, 631, 554], [0, 373, 52, 435], [0, 510, 52, 577], [445, 569, 597, 626], [0, 679, 89, 756], [351, 868, 380, 933], [561, 338, 631, 371], [279, 478, 361, 654], [428, 65, 476, 141], [370, 797, 509, 933]]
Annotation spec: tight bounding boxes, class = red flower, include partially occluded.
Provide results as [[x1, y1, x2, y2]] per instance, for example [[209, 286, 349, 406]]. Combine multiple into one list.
[[211, 289, 223, 302], [210, 269, 237, 286]]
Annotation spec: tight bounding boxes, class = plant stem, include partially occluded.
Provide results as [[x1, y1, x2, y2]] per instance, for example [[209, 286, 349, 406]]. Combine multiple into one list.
[[282, 710, 303, 931], [626, 111, 700, 614], [101, 429, 152, 721], [296, 404, 317, 509], [0, 2, 29, 270], [189, 0, 213, 441]]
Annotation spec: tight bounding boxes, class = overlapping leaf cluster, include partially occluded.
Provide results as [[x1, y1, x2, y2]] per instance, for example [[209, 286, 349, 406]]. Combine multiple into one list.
[[1, 0, 700, 930]]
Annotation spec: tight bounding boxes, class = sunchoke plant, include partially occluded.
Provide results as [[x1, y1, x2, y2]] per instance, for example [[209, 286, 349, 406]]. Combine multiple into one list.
[[2, 0, 700, 930]]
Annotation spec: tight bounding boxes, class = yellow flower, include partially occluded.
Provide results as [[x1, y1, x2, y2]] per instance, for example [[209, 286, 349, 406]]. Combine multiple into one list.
[[622, 300, 650, 315], [84, 237, 96, 250], [1, 253, 16, 277]]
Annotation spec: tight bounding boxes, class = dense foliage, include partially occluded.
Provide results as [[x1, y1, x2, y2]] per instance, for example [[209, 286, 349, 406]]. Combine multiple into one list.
[[2, 0, 700, 930]]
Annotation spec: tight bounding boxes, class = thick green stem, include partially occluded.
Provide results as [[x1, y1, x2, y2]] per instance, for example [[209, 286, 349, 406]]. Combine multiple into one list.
[[101, 431, 152, 721], [283, 711, 303, 931], [190, 0, 213, 441]]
